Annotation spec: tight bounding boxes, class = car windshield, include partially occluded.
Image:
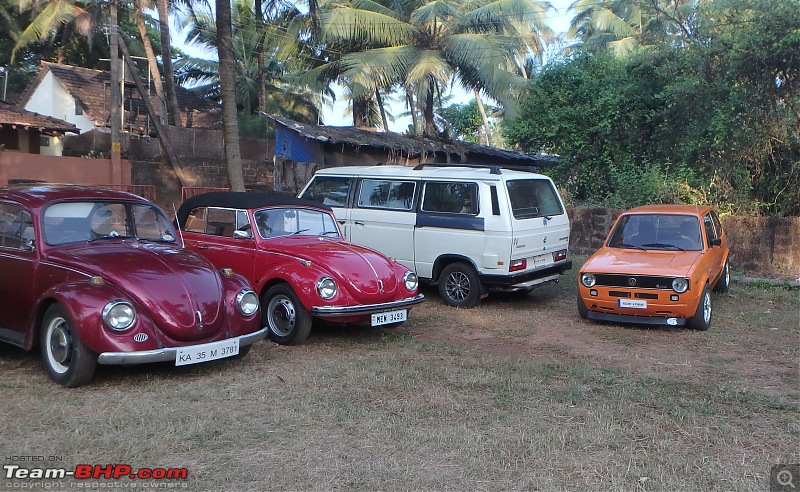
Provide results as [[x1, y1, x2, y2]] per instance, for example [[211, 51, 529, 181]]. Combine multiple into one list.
[[253, 207, 339, 239], [42, 201, 177, 246], [506, 179, 564, 220], [607, 213, 702, 251]]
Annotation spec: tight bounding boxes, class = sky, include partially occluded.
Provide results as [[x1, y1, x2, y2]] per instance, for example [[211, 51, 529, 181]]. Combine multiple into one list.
[[319, 0, 575, 130], [173, 0, 576, 131]]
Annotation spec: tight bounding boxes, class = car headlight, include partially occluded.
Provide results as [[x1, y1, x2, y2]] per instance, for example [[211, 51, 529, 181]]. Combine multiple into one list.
[[672, 278, 689, 293], [102, 301, 136, 331], [317, 277, 337, 299], [236, 290, 259, 316], [581, 273, 596, 288], [403, 271, 418, 291]]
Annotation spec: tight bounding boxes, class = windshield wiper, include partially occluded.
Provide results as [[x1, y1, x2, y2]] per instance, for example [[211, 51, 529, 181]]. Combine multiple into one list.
[[89, 232, 131, 242], [288, 229, 310, 236], [319, 230, 339, 237], [614, 242, 645, 250], [641, 243, 686, 251]]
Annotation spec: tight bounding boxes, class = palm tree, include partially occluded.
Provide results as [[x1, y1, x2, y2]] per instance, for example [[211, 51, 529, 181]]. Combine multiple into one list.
[[217, 0, 245, 191], [567, 0, 695, 56], [312, 0, 552, 138], [177, 0, 320, 123], [155, 0, 182, 126]]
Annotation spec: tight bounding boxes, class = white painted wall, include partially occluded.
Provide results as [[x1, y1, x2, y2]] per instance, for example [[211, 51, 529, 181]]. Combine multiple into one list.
[[24, 71, 95, 133]]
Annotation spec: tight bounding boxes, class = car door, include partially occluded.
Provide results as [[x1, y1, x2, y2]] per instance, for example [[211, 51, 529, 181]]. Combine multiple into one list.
[[0, 203, 37, 344], [181, 206, 257, 281], [701, 212, 724, 283], [347, 178, 417, 270]]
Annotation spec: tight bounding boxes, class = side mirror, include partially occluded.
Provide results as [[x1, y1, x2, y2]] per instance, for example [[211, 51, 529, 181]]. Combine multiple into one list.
[[22, 239, 35, 252], [710, 238, 722, 247], [233, 230, 252, 240]]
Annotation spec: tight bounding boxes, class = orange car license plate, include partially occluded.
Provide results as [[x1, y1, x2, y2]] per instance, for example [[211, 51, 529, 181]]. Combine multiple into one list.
[[618, 299, 647, 309]]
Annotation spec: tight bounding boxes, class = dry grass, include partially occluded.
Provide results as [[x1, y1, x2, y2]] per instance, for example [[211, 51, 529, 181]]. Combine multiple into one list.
[[1, 261, 798, 491]]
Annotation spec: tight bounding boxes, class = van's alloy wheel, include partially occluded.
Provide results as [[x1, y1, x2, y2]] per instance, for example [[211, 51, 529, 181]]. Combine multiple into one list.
[[40, 304, 97, 387], [439, 262, 482, 308]]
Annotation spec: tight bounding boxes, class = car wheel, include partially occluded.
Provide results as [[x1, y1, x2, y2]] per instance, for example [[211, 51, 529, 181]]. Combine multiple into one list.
[[40, 304, 97, 387], [687, 285, 712, 331], [439, 262, 482, 308], [713, 260, 730, 293], [577, 294, 588, 319], [261, 285, 312, 345]]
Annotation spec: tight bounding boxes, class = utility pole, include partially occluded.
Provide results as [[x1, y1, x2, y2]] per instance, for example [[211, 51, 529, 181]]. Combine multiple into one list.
[[109, 0, 122, 185]]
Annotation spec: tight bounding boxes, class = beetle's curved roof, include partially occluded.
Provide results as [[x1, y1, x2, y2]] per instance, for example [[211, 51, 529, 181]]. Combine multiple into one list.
[[0, 183, 150, 210], [176, 191, 331, 227]]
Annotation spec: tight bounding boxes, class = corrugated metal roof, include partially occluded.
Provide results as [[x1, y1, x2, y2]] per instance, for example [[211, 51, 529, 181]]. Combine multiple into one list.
[[269, 114, 553, 166]]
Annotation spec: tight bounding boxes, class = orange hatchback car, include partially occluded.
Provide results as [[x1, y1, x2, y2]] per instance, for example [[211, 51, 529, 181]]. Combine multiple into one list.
[[577, 205, 730, 330]]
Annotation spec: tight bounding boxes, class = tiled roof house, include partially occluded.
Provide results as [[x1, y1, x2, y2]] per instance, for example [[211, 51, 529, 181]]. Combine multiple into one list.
[[0, 101, 78, 155], [19, 62, 221, 136]]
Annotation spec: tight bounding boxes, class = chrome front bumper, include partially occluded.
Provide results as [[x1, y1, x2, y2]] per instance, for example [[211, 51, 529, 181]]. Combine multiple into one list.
[[311, 294, 425, 318], [97, 327, 269, 365]]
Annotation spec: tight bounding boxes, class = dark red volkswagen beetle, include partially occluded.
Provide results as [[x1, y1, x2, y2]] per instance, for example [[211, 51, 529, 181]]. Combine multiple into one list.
[[176, 192, 425, 345], [0, 184, 267, 387]]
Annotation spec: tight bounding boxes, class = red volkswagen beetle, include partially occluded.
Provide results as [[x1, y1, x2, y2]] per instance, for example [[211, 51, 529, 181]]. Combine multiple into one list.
[[176, 192, 425, 345], [0, 184, 267, 387]]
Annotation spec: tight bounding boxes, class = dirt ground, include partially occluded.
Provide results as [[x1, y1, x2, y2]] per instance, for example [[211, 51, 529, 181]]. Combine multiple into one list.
[[408, 275, 799, 399]]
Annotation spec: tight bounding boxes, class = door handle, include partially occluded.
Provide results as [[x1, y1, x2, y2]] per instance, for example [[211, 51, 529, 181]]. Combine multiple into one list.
[[197, 245, 208, 250], [354, 221, 365, 225]]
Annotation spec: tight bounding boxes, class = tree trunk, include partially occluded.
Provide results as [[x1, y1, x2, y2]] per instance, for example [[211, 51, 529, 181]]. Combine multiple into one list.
[[254, 0, 266, 114], [352, 95, 369, 128], [405, 90, 418, 134], [156, 0, 182, 127], [473, 88, 493, 147], [216, 0, 246, 191], [135, 5, 166, 123], [56, 22, 74, 64], [422, 79, 437, 138], [376, 89, 389, 131]]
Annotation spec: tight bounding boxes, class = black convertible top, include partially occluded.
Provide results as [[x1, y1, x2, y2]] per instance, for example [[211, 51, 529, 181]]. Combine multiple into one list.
[[176, 191, 331, 227]]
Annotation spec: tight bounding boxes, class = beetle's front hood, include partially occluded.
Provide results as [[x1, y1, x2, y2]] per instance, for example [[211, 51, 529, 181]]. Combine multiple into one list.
[[583, 248, 702, 277], [268, 237, 401, 302], [46, 241, 226, 341]]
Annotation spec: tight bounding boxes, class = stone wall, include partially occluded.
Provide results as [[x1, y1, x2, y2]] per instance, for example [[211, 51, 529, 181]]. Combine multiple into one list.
[[67, 128, 275, 208], [567, 208, 800, 277]]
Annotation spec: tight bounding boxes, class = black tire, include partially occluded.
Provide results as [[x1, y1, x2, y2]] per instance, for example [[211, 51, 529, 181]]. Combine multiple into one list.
[[687, 285, 712, 331], [261, 284, 312, 345], [713, 260, 730, 293], [40, 304, 97, 387], [577, 294, 588, 319], [438, 262, 482, 308]]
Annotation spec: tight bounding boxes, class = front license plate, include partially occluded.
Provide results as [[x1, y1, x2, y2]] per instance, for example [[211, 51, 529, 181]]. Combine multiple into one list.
[[371, 309, 407, 326], [533, 254, 548, 267], [175, 338, 239, 366], [619, 299, 647, 309]]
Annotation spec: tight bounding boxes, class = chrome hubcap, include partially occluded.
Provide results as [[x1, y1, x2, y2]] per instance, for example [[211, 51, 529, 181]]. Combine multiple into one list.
[[268, 296, 296, 336], [47, 318, 72, 373], [703, 293, 712, 323]]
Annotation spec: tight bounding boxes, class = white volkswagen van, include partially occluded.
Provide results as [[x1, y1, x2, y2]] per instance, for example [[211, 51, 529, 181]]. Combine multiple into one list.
[[299, 164, 572, 307]]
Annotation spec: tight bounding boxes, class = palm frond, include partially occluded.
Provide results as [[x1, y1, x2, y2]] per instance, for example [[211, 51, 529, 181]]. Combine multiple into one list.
[[322, 7, 414, 45], [410, 0, 461, 26]]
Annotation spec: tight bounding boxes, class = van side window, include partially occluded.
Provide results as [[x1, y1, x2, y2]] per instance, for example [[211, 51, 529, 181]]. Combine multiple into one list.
[[506, 179, 564, 219], [302, 177, 351, 206], [422, 182, 478, 214], [358, 180, 415, 211]]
